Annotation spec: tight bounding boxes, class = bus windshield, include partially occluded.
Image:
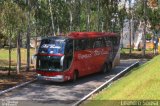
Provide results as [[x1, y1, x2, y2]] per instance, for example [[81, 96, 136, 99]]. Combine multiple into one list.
[[37, 56, 62, 72], [39, 39, 65, 54]]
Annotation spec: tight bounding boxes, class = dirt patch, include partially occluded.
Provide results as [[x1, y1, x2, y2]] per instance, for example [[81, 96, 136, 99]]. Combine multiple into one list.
[[0, 70, 36, 91]]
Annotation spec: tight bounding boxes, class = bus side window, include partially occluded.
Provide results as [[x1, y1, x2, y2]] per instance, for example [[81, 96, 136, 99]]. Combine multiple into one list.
[[81, 39, 87, 50], [74, 40, 79, 51], [116, 37, 120, 45], [86, 39, 94, 49], [110, 37, 116, 45], [100, 37, 105, 47], [93, 38, 101, 48], [90, 38, 95, 49], [113, 37, 118, 45], [93, 37, 105, 48], [107, 37, 112, 46], [74, 39, 86, 51], [65, 40, 73, 55], [105, 37, 110, 47]]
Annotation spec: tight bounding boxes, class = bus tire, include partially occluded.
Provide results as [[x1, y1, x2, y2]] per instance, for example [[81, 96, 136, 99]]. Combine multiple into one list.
[[72, 71, 78, 82], [107, 62, 112, 72], [102, 63, 107, 73]]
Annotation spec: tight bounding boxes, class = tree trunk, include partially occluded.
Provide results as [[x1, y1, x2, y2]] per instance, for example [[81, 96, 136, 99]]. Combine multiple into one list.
[[8, 30, 12, 76], [97, 0, 100, 32], [35, 20, 38, 53], [86, 0, 91, 31], [78, 0, 81, 31], [16, 31, 21, 74], [142, 0, 147, 57], [131, 19, 135, 49], [49, 0, 55, 35], [69, 10, 73, 32], [129, 0, 132, 55], [121, 24, 124, 49], [26, 25, 30, 71], [26, 8, 31, 71]]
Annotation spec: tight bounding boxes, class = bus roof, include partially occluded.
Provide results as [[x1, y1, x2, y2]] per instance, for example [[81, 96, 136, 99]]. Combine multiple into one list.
[[41, 32, 119, 40], [68, 32, 118, 39]]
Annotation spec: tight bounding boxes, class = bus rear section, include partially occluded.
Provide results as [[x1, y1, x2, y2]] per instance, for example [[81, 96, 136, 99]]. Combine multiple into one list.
[[36, 32, 120, 82]]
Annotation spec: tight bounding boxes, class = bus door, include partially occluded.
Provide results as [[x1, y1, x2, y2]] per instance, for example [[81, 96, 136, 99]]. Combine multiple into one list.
[[63, 39, 73, 71]]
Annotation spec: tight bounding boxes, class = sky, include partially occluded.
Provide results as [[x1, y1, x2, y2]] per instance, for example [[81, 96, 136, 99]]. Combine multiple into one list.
[[119, 0, 135, 8]]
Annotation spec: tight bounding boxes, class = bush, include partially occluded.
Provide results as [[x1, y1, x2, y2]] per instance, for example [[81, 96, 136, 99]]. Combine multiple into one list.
[[146, 33, 152, 40]]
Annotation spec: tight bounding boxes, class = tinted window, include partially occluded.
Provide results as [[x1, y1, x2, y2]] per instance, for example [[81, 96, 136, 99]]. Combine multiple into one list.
[[104, 37, 112, 46], [39, 39, 65, 54], [37, 56, 62, 71], [93, 37, 105, 48], [112, 37, 118, 45], [74, 39, 87, 51], [65, 39, 73, 54]]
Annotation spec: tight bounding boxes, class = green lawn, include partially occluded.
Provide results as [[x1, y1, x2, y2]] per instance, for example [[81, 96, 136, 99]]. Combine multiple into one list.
[[120, 48, 153, 54], [83, 55, 160, 106], [0, 48, 35, 68]]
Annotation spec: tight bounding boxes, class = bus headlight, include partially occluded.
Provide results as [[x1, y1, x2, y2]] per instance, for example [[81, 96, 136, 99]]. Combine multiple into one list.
[[37, 74, 41, 76]]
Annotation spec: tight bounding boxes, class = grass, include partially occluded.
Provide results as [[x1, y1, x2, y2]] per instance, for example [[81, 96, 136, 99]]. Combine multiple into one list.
[[0, 48, 35, 69], [120, 48, 154, 54], [0, 48, 36, 91], [83, 55, 160, 106]]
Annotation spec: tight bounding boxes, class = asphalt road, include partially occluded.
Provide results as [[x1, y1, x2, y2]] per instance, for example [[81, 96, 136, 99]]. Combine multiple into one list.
[[0, 59, 141, 106]]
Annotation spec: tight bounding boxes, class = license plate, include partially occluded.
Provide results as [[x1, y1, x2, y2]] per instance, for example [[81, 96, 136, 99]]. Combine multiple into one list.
[[45, 78, 51, 80]]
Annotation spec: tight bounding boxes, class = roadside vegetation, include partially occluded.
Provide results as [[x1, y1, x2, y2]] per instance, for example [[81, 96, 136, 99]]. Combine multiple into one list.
[[83, 55, 160, 106], [0, 48, 36, 91], [0, 48, 35, 69], [120, 48, 156, 59]]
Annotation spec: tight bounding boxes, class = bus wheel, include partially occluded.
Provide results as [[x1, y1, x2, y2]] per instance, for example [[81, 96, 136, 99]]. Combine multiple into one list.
[[72, 71, 78, 82], [107, 63, 112, 72], [102, 64, 107, 73]]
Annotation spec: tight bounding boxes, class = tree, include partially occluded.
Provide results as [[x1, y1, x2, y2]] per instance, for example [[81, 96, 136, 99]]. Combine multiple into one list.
[[1, 0, 26, 74], [134, 0, 160, 56], [0, 0, 129, 75], [48, 0, 55, 35], [148, 0, 158, 8], [118, 3, 127, 48]]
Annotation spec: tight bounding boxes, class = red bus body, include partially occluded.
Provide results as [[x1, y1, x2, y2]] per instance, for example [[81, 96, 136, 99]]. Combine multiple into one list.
[[36, 32, 120, 82]]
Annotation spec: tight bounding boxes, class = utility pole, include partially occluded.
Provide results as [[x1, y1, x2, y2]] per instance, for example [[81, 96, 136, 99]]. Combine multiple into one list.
[[142, 0, 147, 57]]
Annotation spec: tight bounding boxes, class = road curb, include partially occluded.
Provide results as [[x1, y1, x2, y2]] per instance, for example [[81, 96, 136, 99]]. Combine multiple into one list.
[[0, 78, 37, 95], [73, 61, 139, 106]]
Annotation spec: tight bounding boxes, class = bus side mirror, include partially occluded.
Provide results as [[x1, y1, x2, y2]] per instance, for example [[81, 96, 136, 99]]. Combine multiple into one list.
[[60, 56, 64, 66], [31, 54, 37, 64]]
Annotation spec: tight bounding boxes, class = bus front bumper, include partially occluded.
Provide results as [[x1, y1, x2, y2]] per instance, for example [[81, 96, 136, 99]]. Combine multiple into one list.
[[37, 74, 65, 82]]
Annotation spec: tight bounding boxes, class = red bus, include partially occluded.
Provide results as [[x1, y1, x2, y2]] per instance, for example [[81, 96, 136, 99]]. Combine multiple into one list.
[[36, 32, 120, 82]]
